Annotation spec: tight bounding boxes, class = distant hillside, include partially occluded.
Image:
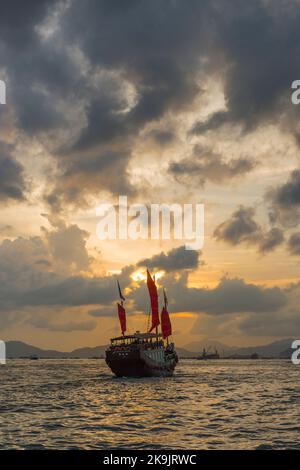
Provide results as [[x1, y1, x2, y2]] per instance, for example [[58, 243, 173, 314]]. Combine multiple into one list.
[[66, 346, 107, 358], [6, 341, 107, 359], [234, 338, 294, 358], [176, 347, 195, 358], [5, 338, 296, 359], [183, 338, 295, 358], [279, 348, 293, 359], [6, 341, 67, 358], [183, 340, 236, 355], [6, 341, 192, 359]]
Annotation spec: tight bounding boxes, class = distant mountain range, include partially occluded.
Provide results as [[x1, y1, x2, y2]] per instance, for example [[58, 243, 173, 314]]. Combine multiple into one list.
[[182, 338, 295, 358], [6, 341, 107, 359], [4, 338, 295, 359]]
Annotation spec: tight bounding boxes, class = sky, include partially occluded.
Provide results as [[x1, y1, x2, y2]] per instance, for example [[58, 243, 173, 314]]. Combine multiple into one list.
[[1, 0, 300, 350]]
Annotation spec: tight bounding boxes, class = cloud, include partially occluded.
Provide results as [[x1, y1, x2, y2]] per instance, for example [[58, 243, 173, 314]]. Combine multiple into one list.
[[191, 1, 300, 134], [169, 145, 255, 186], [238, 310, 300, 337], [0, 219, 115, 311], [88, 306, 117, 318], [288, 232, 300, 255], [43, 222, 91, 271], [258, 227, 285, 254], [167, 275, 286, 315], [0, 0, 213, 208], [130, 271, 287, 316], [0, 221, 292, 339], [137, 245, 201, 272], [20, 275, 120, 307], [145, 129, 175, 146], [214, 206, 261, 245], [29, 316, 97, 332], [214, 206, 284, 253], [2, 0, 300, 209], [267, 169, 300, 227], [0, 143, 26, 202]]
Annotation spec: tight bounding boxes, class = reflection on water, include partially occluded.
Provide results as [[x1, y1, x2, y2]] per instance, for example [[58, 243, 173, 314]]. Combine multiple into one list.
[[1, 359, 300, 449]]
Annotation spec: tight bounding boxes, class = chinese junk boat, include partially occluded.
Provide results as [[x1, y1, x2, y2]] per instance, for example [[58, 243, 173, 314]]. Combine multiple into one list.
[[105, 271, 178, 377]]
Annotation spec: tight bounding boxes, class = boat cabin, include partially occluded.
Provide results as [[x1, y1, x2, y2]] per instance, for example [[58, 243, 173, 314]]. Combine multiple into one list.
[[110, 331, 164, 349]]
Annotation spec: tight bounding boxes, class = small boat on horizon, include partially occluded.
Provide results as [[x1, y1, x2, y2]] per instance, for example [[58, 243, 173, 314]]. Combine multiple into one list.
[[197, 347, 220, 360], [29, 355, 39, 360], [105, 270, 178, 377]]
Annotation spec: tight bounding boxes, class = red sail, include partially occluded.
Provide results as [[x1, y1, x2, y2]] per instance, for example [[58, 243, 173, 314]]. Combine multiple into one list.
[[161, 307, 172, 339], [147, 269, 160, 332], [117, 303, 126, 335]]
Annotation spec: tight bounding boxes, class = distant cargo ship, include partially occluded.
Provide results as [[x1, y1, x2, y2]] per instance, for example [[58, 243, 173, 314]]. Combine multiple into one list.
[[105, 271, 178, 377], [197, 347, 220, 360], [29, 355, 39, 360]]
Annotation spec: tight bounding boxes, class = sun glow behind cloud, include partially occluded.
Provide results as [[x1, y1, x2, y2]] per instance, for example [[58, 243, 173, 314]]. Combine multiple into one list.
[[131, 270, 165, 283]]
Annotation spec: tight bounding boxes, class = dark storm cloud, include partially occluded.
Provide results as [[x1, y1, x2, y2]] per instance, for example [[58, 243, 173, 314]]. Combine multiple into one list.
[[0, 224, 289, 329], [0, 143, 26, 202], [137, 245, 200, 272], [239, 310, 300, 337], [88, 306, 116, 318], [0, 221, 134, 312], [43, 148, 135, 209], [1, 0, 300, 208], [288, 232, 300, 255], [169, 145, 255, 186], [214, 206, 261, 245], [258, 227, 284, 254], [0, 0, 212, 207], [14, 262, 134, 309], [271, 170, 300, 207], [29, 316, 97, 332], [146, 129, 175, 146], [135, 273, 287, 315], [182, 276, 286, 315], [267, 170, 300, 226], [0, 0, 54, 47], [192, 0, 300, 134], [214, 206, 284, 253], [20, 275, 121, 307]]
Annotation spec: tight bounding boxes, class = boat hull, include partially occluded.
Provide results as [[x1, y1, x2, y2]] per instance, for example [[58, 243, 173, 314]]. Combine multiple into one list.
[[106, 348, 178, 378]]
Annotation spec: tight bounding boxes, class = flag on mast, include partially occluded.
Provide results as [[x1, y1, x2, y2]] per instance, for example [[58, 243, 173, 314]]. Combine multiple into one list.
[[117, 280, 125, 302], [163, 288, 168, 308]]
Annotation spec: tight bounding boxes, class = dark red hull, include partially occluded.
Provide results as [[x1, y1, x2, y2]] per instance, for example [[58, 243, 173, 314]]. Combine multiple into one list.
[[106, 347, 178, 377]]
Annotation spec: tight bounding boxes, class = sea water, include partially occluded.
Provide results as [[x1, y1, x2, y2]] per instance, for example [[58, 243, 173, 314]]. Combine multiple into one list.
[[0, 359, 299, 450]]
